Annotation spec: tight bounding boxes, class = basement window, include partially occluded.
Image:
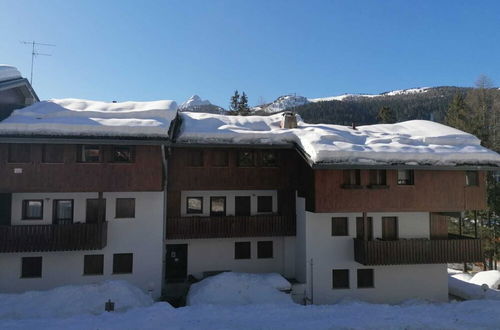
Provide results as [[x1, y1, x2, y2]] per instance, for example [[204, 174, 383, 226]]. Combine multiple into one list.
[[234, 242, 251, 259], [187, 197, 203, 214], [21, 257, 42, 278], [332, 269, 349, 289], [397, 170, 414, 185], [22, 200, 43, 220], [83, 254, 104, 275], [257, 241, 273, 259], [357, 269, 374, 288], [465, 171, 479, 186], [113, 253, 133, 274]]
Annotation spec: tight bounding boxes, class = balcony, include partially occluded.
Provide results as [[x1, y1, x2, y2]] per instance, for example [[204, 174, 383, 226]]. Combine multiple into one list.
[[353, 235, 483, 266], [166, 215, 296, 239], [0, 222, 108, 253]]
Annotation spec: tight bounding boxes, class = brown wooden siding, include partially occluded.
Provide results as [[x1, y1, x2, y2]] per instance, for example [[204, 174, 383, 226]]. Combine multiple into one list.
[[353, 236, 483, 265], [0, 222, 107, 253], [166, 215, 296, 239], [314, 169, 487, 212], [0, 144, 164, 192]]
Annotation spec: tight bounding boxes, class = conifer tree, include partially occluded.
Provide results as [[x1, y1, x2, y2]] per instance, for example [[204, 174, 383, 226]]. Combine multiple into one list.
[[376, 106, 396, 123], [229, 90, 240, 114], [445, 93, 471, 132], [238, 92, 250, 115]]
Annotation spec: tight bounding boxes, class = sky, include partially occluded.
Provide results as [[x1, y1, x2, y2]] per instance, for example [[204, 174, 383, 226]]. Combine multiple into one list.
[[1, 0, 499, 107]]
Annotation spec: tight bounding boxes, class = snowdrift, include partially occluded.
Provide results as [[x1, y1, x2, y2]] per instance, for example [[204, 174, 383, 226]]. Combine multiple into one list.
[[0, 280, 153, 320], [469, 270, 500, 289], [186, 272, 293, 306], [448, 270, 500, 300]]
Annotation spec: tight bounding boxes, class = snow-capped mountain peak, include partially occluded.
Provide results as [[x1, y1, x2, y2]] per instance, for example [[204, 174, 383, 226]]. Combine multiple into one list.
[[180, 95, 212, 110]]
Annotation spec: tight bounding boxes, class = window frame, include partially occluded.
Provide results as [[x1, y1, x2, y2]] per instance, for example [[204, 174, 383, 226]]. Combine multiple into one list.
[[234, 242, 251, 259], [210, 196, 226, 217], [8, 144, 31, 163], [357, 269, 375, 289], [21, 256, 42, 278], [53, 199, 74, 224], [83, 254, 104, 276], [257, 241, 273, 259], [368, 169, 387, 188], [112, 253, 133, 274], [186, 197, 204, 215], [22, 200, 44, 220], [111, 146, 135, 163], [77, 145, 102, 163], [397, 169, 414, 185], [331, 217, 349, 236], [257, 196, 273, 213], [332, 269, 350, 289], [261, 150, 278, 167], [237, 151, 255, 167], [342, 169, 361, 188], [115, 198, 136, 219], [465, 171, 479, 187]]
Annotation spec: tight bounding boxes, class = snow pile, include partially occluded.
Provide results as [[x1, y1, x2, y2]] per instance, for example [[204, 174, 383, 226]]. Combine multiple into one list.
[[0, 280, 153, 320], [0, 65, 22, 82], [257, 95, 309, 113], [186, 272, 293, 306], [180, 95, 212, 110], [0, 98, 178, 138], [469, 270, 500, 289], [177, 112, 500, 166]]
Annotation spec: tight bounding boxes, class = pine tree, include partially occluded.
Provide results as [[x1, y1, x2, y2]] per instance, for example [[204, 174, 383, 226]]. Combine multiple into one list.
[[376, 106, 396, 124], [229, 90, 240, 114], [238, 92, 250, 115], [445, 93, 471, 132]]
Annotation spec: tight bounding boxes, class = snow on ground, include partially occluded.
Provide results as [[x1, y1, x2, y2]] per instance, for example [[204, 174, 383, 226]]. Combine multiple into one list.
[[0, 98, 178, 138], [186, 272, 292, 306], [0, 65, 22, 82], [0, 280, 153, 320], [177, 112, 500, 166], [448, 269, 500, 300], [468, 270, 500, 289]]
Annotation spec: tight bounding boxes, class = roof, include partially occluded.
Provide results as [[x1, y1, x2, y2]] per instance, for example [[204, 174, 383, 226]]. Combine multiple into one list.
[[176, 112, 500, 168], [0, 98, 178, 140], [0, 65, 22, 82]]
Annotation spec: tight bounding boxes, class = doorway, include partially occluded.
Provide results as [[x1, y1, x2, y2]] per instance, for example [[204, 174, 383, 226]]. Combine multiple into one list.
[[165, 244, 188, 282]]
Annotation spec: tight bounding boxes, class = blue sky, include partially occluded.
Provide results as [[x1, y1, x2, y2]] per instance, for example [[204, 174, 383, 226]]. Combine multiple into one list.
[[1, 0, 499, 107]]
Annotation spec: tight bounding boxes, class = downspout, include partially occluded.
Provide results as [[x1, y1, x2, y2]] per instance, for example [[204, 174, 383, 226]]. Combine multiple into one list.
[[160, 143, 170, 295]]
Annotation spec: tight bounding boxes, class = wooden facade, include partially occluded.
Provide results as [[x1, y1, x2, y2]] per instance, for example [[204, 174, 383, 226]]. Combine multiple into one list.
[[0, 143, 164, 192]]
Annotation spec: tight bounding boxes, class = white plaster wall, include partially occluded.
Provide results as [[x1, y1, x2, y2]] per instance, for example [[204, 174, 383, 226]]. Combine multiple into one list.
[[0, 191, 165, 299], [295, 195, 307, 283], [180, 190, 278, 216], [166, 236, 295, 279], [304, 211, 449, 304]]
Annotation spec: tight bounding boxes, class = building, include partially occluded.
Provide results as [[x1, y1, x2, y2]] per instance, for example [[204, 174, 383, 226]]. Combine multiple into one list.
[[0, 65, 38, 121]]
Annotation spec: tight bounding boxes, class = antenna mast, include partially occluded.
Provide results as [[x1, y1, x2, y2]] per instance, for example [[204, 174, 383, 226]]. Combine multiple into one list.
[[21, 40, 55, 85]]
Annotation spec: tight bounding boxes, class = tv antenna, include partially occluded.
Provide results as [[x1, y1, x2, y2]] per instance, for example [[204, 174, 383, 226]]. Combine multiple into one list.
[[20, 40, 56, 85]]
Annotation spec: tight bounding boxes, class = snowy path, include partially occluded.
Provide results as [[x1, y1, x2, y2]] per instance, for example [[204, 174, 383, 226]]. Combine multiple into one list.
[[2, 299, 500, 330]]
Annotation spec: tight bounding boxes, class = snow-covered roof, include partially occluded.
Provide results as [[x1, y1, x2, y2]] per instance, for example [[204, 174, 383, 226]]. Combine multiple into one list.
[[177, 112, 500, 167], [0, 98, 178, 139], [0, 65, 22, 82]]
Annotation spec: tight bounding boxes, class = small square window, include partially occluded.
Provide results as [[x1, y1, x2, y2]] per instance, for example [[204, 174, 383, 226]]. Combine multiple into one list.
[[234, 242, 251, 259], [84, 255, 104, 275], [257, 196, 273, 213], [210, 197, 226, 216], [116, 198, 135, 218], [77, 145, 101, 163], [331, 217, 348, 236], [53, 200, 73, 224], [187, 150, 204, 167], [332, 269, 349, 289], [262, 151, 278, 167], [357, 269, 374, 288], [343, 169, 361, 186], [257, 241, 273, 259], [397, 170, 414, 185], [187, 197, 203, 214], [237, 151, 254, 167], [113, 253, 133, 274], [369, 170, 386, 186], [211, 150, 228, 167], [22, 200, 43, 220], [42, 144, 65, 163], [112, 146, 134, 163], [466, 171, 479, 186], [21, 257, 42, 278], [8, 144, 31, 163]]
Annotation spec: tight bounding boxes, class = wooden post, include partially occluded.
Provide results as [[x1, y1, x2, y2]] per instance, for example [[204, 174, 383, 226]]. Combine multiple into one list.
[[363, 212, 368, 241]]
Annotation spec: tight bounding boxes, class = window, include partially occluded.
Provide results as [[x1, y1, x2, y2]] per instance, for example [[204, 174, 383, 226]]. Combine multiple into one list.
[[84, 254, 104, 275], [8, 144, 30, 163], [113, 253, 133, 274], [262, 151, 278, 167], [466, 171, 479, 186], [369, 169, 387, 186], [112, 146, 134, 163], [331, 217, 348, 236], [86, 199, 106, 224], [22, 200, 43, 220], [42, 144, 65, 163], [21, 257, 42, 278], [53, 200, 73, 224], [397, 170, 414, 185], [237, 151, 254, 167], [187, 150, 203, 167], [257, 196, 273, 213], [116, 198, 135, 218], [343, 169, 361, 187], [235, 196, 251, 216], [356, 217, 373, 240], [257, 241, 273, 259], [187, 197, 203, 214], [357, 269, 374, 288], [210, 197, 226, 216], [234, 242, 251, 259], [77, 145, 101, 163], [211, 150, 228, 167], [332, 269, 349, 289]]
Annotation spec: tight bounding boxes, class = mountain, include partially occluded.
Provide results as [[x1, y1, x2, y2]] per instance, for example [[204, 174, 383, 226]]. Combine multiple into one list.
[[252, 94, 309, 114], [179, 95, 225, 114]]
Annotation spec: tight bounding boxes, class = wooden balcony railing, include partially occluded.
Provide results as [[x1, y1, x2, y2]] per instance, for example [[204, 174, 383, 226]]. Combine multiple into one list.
[[0, 222, 108, 253], [353, 236, 483, 266], [166, 215, 296, 239]]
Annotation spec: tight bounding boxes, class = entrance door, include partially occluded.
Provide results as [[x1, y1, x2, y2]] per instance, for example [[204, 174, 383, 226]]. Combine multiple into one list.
[[382, 217, 398, 240], [165, 244, 188, 282]]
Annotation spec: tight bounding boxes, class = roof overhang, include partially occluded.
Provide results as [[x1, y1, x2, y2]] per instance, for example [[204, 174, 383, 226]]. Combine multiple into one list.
[[0, 135, 170, 145], [0, 78, 39, 103]]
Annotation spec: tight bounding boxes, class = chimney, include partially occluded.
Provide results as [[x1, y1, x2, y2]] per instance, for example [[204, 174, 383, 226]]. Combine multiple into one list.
[[351, 122, 357, 130], [281, 111, 298, 129]]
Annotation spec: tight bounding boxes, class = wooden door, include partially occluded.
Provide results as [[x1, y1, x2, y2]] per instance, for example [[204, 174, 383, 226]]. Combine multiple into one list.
[[382, 217, 398, 240], [165, 244, 188, 282]]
